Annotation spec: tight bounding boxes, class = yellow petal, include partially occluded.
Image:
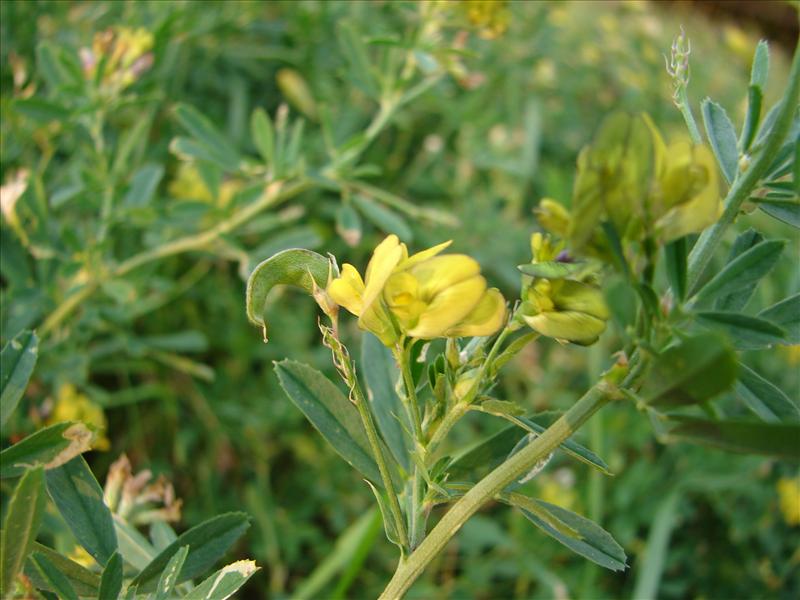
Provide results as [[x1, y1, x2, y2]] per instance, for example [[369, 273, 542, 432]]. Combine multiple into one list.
[[522, 311, 607, 344], [535, 199, 571, 238], [408, 275, 486, 338], [327, 263, 365, 316], [397, 240, 453, 271], [359, 302, 400, 346], [362, 235, 404, 311], [551, 280, 610, 320], [384, 271, 426, 330], [410, 254, 481, 300], [444, 288, 507, 337]]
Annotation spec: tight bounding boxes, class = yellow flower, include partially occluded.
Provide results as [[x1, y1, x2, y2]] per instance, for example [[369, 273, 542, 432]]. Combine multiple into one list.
[[521, 278, 609, 345], [47, 384, 110, 451], [535, 199, 571, 239], [777, 477, 800, 526], [328, 235, 506, 345]]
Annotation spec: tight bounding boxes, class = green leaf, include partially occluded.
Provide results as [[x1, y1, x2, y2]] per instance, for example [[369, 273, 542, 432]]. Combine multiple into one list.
[[1, 329, 39, 427], [757, 199, 800, 229], [642, 332, 738, 407], [693, 239, 784, 304], [149, 521, 178, 552], [364, 481, 402, 549], [23, 544, 100, 597], [98, 552, 123, 600], [352, 194, 413, 242], [600, 221, 631, 278], [336, 22, 378, 98], [114, 516, 158, 570], [714, 229, 763, 312], [123, 164, 164, 208], [46, 456, 118, 566], [174, 104, 241, 171], [740, 85, 763, 152], [274, 360, 384, 485], [517, 261, 585, 279], [758, 293, 800, 344], [1, 467, 46, 599], [12, 97, 71, 122], [0, 421, 93, 479], [631, 491, 681, 600], [736, 364, 800, 423], [506, 495, 626, 571], [448, 426, 526, 478], [250, 107, 275, 166], [154, 545, 188, 600], [695, 311, 786, 350], [750, 40, 769, 90], [701, 99, 739, 184], [129, 513, 250, 593], [183, 560, 259, 600], [361, 333, 410, 472], [664, 417, 800, 459], [245, 249, 332, 340], [664, 237, 688, 301], [30, 553, 79, 600]]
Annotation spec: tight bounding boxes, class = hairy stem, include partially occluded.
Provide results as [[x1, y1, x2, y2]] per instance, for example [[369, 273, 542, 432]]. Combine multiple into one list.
[[379, 380, 618, 599], [686, 39, 800, 294]]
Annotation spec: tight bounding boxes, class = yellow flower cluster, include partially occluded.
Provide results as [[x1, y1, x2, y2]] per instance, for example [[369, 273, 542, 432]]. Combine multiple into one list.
[[328, 235, 506, 346], [519, 233, 609, 345], [538, 113, 721, 255], [81, 27, 154, 92], [777, 477, 800, 526], [47, 384, 110, 451]]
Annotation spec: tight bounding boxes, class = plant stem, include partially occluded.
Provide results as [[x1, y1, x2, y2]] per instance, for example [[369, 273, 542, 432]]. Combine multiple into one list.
[[675, 86, 703, 145], [379, 379, 619, 599], [395, 345, 424, 442], [351, 378, 409, 550], [686, 39, 800, 295]]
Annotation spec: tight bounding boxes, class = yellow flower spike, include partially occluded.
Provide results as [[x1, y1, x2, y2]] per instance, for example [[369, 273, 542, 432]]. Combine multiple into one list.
[[327, 235, 505, 344]]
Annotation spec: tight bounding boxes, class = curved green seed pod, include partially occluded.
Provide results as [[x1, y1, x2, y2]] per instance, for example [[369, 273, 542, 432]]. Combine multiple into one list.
[[245, 249, 336, 341]]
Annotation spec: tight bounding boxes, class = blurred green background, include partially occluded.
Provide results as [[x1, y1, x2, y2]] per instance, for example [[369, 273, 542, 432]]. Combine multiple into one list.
[[1, 1, 798, 598]]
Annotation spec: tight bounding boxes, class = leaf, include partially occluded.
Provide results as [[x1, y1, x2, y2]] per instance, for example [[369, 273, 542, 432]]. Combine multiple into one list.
[[740, 85, 763, 153], [506, 495, 627, 571], [23, 544, 100, 597], [149, 521, 178, 552], [664, 236, 688, 301], [664, 417, 800, 459], [122, 164, 164, 208], [336, 22, 378, 98], [600, 221, 631, 278], [0, 422, 94, 479], [736, 364, 800, 423], [360, 333, 410, 472], [154, 545, 188, 600], [250, 107, 274, 165], [1, 467, 46, 599], [701, 99, 739, 184], [758, 199, 800, 229], [98, 552, 123, 600], [114, 516, 158, 570], [174, 104, 241, 171], [758, 293, 800, 344], [750, 40, 769, 90], [274, 360, 384, 485], [642, 332, 738, 407], [352, 194, 413, 242], [630, 491, 681, 600], [129, 513, 250, 592], [46, 456, 118, 566], [30, 553, 79, 600], [695, 311, 786, 350], [448, 426, 526, 478], [245, 249, 333, 341], [693, 239, 784, 304], [517, 261, 586, 279], [12, 97, 71, 122], [364, 481, 401, 549], [183, 560, 259, 600], [1, 329, 39, 427], [714, 229, 763, 312]]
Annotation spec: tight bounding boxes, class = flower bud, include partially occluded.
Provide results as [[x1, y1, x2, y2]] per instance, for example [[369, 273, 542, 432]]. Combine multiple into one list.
[[520, 279, 609, 345]]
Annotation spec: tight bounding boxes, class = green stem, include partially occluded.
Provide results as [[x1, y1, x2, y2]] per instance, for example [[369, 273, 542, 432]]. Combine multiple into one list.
[[675, 86, 703, 145], [351, 379, 409, 550], [686, 39, 800, 294], [395, 345, 424, 442], [378, 380, 618, 600]]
